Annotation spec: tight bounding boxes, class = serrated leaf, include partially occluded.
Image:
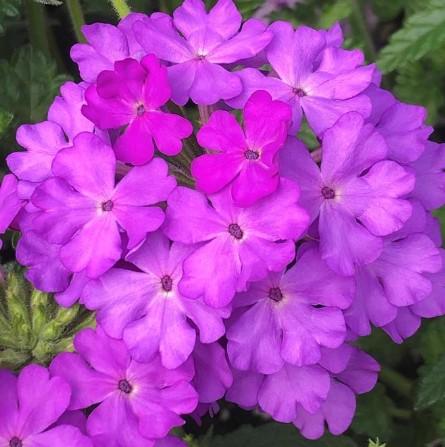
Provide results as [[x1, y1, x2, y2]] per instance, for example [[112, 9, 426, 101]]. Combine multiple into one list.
[[352, 384, 394, 439], [377, 0, 445, 72], [416, 354, 445, 410], [394, 60, 444, 125], [210, 423, 357, 447], [0, 45, 70, 125]]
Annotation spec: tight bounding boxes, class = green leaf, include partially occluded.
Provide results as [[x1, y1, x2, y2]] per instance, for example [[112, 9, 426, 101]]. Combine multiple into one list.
[[352, 384, 394, 439], [0, 45, 70, 125], [394, 60, 444, 125], [377, 0, 445, 72], [210, 423, 357, 447], [318, 0, 353, 29], [0, 0, 21, 34], [371, 0, 404, 21], [0, 109, 13, 138], [416, 353, 445, 410], [418, 319, 445, 365], [368, 440, 386, 447]]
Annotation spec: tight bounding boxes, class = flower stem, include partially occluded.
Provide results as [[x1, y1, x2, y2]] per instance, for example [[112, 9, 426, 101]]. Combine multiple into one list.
[[24, 1, 51, 57], [109, 0, 132, 19], [198, 105, 212, 125], [65, 0, 86, 43], [350, 0, 377, 61], [379, 367, 413, 398]]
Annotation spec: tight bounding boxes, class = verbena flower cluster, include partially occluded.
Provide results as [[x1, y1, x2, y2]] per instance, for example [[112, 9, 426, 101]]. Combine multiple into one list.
[[1, 0, 444, 445]]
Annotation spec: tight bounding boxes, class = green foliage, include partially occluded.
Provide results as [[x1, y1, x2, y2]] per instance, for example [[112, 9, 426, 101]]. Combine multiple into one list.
[[368, 440, 386, 447], [208, 423, 357, 447], [352, 384, 395, 440], [377, 0, 445, 73], [0, 45, 69, 126], [416, 354, 445, 410], [0, 0, 20, 34], [0, 265, 95, 370]]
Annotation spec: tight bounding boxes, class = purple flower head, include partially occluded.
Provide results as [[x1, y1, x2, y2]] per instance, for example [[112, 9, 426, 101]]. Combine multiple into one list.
[[0, 364, 92, 447], [81, 231, 229, 369], [192, 341, 233, 404], [8, 82, 95, 199], [30, 133, 176, 278], [409, 141, 445, 210], [192, 90, 292, 206], [164, 179, 309, 307], [229, 22, 374, 134], [50, 327, 198, 446], [366, 85, 432, 163], [293, 345, 379, 439], [227, 244, 353, 374], [133, 0, 273, 105], [345, 232, 442, 337], [280, 112, 415, 275], [82, 55, 193, 166], [227, 363, 331, 422], [0, 174, 23, 249], [71, 14, 149, 83]]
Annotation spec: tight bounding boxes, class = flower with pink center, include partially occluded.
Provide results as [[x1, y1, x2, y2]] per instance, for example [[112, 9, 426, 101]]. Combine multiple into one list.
[[30, 132, 176, 278], [50, 327, 198, 446], [192, 90, 292, 206], [133, 0, 273, 105], [227, 244, 353, 374], [82, 55, 193, 165], [81, 232, 229, 369], [280, 112, 415, 275], [163, 179, 309, 307]]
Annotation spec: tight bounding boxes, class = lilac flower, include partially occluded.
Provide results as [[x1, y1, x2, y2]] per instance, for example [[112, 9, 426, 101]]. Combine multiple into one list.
[[133, 0, 273, 105], [293, 345, 379, 439], [30, 133, 176, 278], [345, 232, 442, 337], [0, 364, 92, 447], [192, 341, 233, 404], [0, 174, 23, 249], [409, 141, 445, 210], [227, 363, 331, 422], [71, 14, 149, 83], [229, 23, 374, 134], [50, 327, 198, 446], [280, 112, 415, 275], [8, 82, 95, 199], [366, 85, 432, 163], [81, 231, 228, 368], [192, 90, 291, 206], [227, 244, 353, 374], [82, 55, 193, 165], [164, 179, 309, 307]]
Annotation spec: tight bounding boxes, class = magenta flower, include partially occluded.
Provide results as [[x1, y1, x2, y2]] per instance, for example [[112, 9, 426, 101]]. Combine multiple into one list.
[[71, 14, 148, 82], [192, 91, 291, 206], [164, 179, 309, 307], [367, 85, 432, 163], [50, 327, 198, 446], [293, 345, 379, 439], [8, 82, 95, 198], [410, 141, 445, 210], [0, 174, 23, 249], [280, 112, 414, 275], [0, 365, 92, 447], [227, 244, 352, 374], [30, 133, 176, 278], [345, 232, 442, 337], [229, 23, 374, 134], [133, 0, 273, 105], [81, 232, 228, 368], [82, 55, 193, 165]]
